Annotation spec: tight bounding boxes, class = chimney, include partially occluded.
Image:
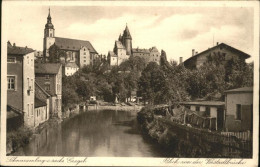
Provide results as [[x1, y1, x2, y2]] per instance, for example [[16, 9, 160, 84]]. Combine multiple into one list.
[[192, 49, 195, 56], [179, 57, 183, 64], [195, 51, 198, 55], [216, 42, 219, 45], [13, 43, 16, 47]]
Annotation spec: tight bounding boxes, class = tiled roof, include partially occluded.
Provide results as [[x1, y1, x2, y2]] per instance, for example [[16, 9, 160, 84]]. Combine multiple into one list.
[[65, 62, 79, 68], [35, 63, 61, 74], [35, 98, 47, 108], [115, 41, 125, 49], [225, 87, 253, 93], [184, 43, 250, 64], [7, 45, 34, 55], [179, 101, 225, 106], [54, 37, 98, 54]]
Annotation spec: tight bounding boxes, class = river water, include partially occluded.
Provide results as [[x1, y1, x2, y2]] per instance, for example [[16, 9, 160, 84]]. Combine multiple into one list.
[[13, 109, 250, 157], [15, 110, 165, 157]]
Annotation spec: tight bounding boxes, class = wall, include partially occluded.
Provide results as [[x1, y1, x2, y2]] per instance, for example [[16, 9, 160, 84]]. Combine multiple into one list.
[[110, 56, 118, 66], [225, 92, 253, 132], [79, 47, 90, 67], [43, 37, 55, 59], [117, 48, 128, 65], [34, 106, 47, 127], [23, 52, 35, 127], [35, 74, 56, 96], [55, 67, 62, 118], [7, 55, 23, 110], [65, 67, 79, 76]]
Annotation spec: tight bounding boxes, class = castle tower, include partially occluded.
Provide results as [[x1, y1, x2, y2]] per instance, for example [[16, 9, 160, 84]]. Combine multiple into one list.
[[43, 8, 56, 62], [122, 24, 132, 56]]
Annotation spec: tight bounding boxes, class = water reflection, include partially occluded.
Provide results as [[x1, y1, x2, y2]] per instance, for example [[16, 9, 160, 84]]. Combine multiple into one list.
[[21, 110, 162, 157]]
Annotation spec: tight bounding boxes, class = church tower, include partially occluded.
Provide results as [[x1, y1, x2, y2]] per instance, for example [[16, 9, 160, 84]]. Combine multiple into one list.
[[122, 24, 132, 56], [43, 8, 55, 62]]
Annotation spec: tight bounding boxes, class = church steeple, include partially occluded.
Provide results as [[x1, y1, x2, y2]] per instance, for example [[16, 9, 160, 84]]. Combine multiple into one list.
[[45, 7, 54, 29]]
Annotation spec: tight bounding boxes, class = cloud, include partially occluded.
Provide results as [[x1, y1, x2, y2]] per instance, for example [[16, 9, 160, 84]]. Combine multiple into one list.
[[5, 5, 254, 63]]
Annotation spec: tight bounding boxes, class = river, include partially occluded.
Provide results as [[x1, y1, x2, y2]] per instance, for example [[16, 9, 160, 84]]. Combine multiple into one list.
[[12, 109, 250, 157], [14, 110, 166, 157]]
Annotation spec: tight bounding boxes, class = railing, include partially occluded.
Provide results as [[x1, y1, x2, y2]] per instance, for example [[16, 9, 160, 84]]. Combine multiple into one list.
[[221, 131, 252, 141]]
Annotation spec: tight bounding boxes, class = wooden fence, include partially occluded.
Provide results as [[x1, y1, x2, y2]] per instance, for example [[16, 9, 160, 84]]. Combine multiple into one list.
[[221, 131, 252, 141], [155, 116, 252, 153]]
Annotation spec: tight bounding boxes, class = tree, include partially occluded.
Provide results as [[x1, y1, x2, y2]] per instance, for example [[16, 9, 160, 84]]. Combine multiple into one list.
[[48, 43, 66, 63]]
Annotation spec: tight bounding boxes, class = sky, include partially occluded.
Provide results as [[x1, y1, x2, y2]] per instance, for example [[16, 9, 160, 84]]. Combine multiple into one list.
[[5, 4, 254, 63]]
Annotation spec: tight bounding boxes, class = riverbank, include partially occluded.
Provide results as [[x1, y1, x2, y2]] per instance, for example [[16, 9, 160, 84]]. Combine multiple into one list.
[[87, 104, 143, 113], [7, 117, 62, 155], [137, 106, 252, 158], [8, 104, 143, 155]]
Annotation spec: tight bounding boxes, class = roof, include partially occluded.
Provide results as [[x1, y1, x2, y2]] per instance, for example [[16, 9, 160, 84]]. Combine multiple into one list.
[[179, 101, 225, 106], [225, 87, 253, 93], [184, 43, 251, 64], [123, 25, 132, 39], [108, 51, 117, 57], [35, 98, 47, 108], [8, 45, 34, 55], [115, 41, 125, 49], [35, 63, 61, 74], [54, 37, 98, 54], [7, 105, 23, 119], [65, 62, 79, 68], [132, 48, 150, 53], [35, 81, 51, 97], [149, 47, 159, 52]]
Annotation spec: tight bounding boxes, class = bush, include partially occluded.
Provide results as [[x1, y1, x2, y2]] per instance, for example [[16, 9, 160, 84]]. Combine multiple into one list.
[[7, 126, 33, 152]]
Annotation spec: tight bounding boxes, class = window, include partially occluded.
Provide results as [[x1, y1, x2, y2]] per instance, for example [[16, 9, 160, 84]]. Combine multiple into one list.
[[50, 33, 52, 37], [31, 104, 33, 116], [45, 75, 50, 80], [44, 84, 50, 91], [84, 56, 86, 59], [195, 106, 200, 111], [7, 57, 16, 63], [236, 104, 242, 120], [27, 57, 29, 64], [84, 52, 86, 55], [205, 107, 210, 116], [27, 78, 30, 89], [7, 76, 15, 90], [84, 60, 86, 62], [27, 104, 30, 117]]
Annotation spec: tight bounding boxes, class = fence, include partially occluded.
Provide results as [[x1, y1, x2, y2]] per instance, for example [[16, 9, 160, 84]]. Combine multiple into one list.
[[221, 131, 252, 141]]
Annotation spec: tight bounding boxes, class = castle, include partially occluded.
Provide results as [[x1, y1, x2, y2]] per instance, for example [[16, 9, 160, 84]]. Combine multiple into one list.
[[108, 25, 161, 66], [43, 9, 98, 72]]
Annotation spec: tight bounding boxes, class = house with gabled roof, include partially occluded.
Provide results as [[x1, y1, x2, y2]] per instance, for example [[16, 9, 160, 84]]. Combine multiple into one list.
[[183, 42, 251, 69], [35, 63, 62, 118], [7, 42, 36, 128], [43, 9, 98, 68], [35, 81, 51, 126]]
